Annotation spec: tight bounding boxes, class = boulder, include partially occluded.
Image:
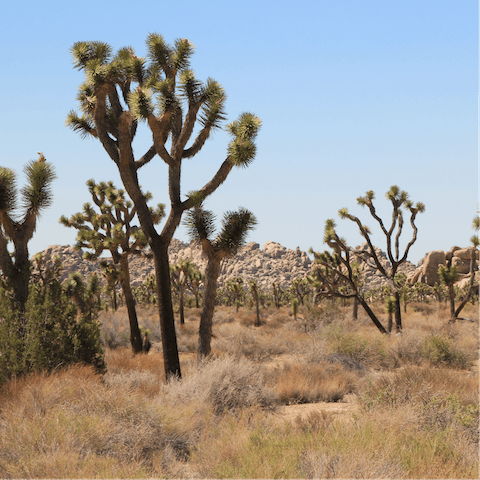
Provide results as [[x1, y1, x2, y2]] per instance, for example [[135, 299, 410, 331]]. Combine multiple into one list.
[[453, 247, 479, 261], [421, 250, 446, 286], [451, 256, 473, 274]]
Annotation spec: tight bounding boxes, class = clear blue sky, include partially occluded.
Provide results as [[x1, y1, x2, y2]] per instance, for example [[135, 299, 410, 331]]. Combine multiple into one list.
[[1, 0, 477, 264]]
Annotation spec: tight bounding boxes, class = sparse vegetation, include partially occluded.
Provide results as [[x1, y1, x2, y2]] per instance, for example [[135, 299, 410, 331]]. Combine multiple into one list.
[[0, 300, 477, 478]]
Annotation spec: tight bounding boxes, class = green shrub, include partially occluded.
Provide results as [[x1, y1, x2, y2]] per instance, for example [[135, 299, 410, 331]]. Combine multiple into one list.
[[0, 262, 105, 387], [421, 334, 470, 369]]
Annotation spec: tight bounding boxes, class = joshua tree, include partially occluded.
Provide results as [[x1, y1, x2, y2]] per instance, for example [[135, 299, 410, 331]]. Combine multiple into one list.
[[288, 277, 311, 306], [99, 260, 122, 311], [311, 219, 388, 334], [185, 204, 257, 357], [0, 154, 56, 309], [338, 186, 424, 332], [170, 258, 194, 325], [439, 215, 479, 323], [385, 296, 396, 333], [249, 279, 261, 327], [60, 180, 163, 353], [68, 35, 261, 378], [227, 277, 245, 309], [185, 264, 203, 308]]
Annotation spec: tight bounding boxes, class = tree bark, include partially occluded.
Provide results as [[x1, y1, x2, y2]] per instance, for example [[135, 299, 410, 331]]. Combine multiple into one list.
[[179, 282, 185, 325], [394, 289, 402, 332], [198, 257, 221, 358], [352, 296, 358, 320], [254, 291, 260, 327], [153, 243, 182, 378], [120, 255, 143, 354], [357, 295, 388, 334]]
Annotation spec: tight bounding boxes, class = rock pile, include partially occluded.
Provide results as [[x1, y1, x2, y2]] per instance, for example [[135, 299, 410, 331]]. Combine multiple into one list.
[[408, 246, 479, 287], [35, 241, 405, 292], [32, 241, 476, 292], [37, 240, 313, 291]]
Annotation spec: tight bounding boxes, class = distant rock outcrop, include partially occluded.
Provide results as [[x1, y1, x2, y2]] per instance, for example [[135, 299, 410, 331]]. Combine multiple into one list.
[[408, 246, 478, 286], [32, 241, 476, 292]]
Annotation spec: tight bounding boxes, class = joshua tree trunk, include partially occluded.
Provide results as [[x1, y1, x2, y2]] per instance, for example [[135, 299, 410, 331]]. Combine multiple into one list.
[[447, 283, 456, 319], [357, 295, 387, 334], [394, 290, 402, 332], [198, 257, 221, 358], [112, 287, 117, 311], [120, 255, 143, 354], [451, 250, 477, 323], [254, 293, 260, 327], [352, 296, 358, 320], [153, 244, 181, 377], [179, 283, 185, 325]]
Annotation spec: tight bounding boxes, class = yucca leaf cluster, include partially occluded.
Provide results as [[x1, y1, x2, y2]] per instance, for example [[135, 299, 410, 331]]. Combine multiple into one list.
[[0, 155, 56, 309], [60, 179, 163, 261], [185, 204, 257, 260]]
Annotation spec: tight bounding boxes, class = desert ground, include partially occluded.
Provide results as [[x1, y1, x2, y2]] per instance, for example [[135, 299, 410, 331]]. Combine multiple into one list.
[[0, 300, 478, 479]]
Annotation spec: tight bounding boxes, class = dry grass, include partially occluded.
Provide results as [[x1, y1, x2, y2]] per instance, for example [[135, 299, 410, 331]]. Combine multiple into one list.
[[1, 301, 477, 478], [268, 362, 359, 404]]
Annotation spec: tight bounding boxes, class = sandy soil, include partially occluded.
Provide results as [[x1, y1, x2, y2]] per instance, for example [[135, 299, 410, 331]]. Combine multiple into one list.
[[270, 394, 361, 425]]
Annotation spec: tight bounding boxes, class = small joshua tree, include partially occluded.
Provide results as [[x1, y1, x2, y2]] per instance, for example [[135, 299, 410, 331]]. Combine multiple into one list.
[[60, 179, 164, 353], [185, 204, 257, 357], [338, 186, 424, 332], [0, 154, 56, 309], [385, 296, 396, 333], [249, 279, 261, 327], [185, 264, 204, 308], [439, 215, 479, 323], [310, 219, 388, 334], [170, 258, 194, 325]]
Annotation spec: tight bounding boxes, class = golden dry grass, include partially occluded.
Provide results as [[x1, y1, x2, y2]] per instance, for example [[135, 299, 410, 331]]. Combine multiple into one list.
[[0, 301, 478, 478]]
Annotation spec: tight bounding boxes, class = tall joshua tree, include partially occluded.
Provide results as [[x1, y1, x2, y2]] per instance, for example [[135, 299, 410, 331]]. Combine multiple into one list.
[[185, 204, 257, 357], [60, 180, 164, 353], [68, 35, 261, 377], [339, 186, 424, 332], [0, 154, 56, 309]]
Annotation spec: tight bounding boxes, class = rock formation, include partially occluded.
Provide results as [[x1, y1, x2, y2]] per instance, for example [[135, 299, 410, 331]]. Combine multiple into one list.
[[32, 241, 476, 292], [408, 246, 479, 286]]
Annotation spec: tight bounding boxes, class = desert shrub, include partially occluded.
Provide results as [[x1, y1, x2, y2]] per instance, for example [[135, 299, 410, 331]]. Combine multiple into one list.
[[321, 325, 389, 368], [361, 365, 478, 411], [411, 302, 435, 315], [390, 329, 426, 365], [0, 274, 105, 387], [298, 448, 404, 479], [419, 393, 479, 438], [269, 362, 359, 404], [0, 365, 196, 479], [421, 334, 471, 369], [163, 355, 278, 414], [214, 325, 288, 360]]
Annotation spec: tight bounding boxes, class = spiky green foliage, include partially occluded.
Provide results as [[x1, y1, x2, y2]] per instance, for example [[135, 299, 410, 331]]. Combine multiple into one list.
[[68, 32, 261, 377], [0, 257, 105, 387], [61, 179, 162, 261], [0, 155, 56, 309], [227, 113, 262, 168], [0, 168, 16, 212], [216, 208, 258, 255], [61, 180, 164, 353]]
